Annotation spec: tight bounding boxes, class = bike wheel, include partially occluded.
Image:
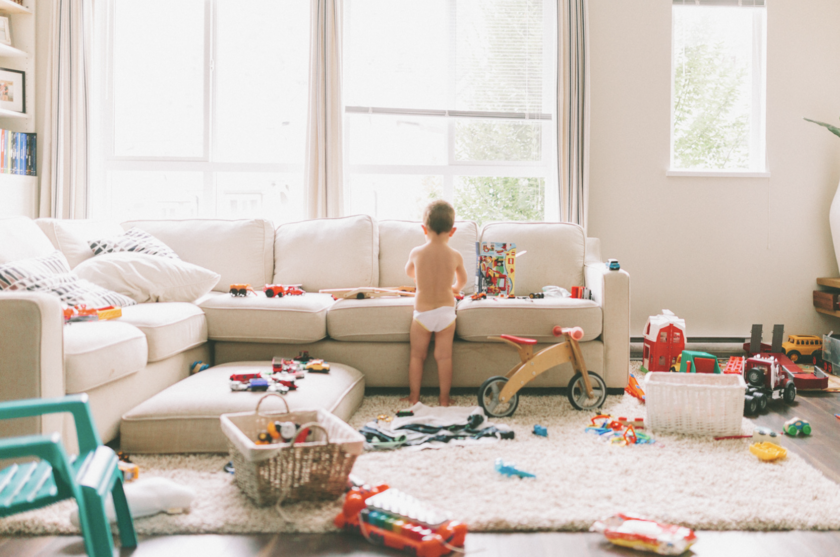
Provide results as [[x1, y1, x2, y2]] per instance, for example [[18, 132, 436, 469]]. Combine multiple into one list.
[[567, 372, 607, 411], [478, 376, 519, 418]]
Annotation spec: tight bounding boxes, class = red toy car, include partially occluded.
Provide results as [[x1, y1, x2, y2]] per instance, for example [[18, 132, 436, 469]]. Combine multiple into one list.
[[264, 284, 305, 298], [229, 372, 263, 382]]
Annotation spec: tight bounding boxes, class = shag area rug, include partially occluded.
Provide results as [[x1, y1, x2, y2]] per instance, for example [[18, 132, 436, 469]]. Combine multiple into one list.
[[3, 392, 840, 535]]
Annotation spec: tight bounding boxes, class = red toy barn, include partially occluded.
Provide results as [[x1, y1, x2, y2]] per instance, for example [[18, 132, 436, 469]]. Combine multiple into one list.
[[642, 310, 686, 372]]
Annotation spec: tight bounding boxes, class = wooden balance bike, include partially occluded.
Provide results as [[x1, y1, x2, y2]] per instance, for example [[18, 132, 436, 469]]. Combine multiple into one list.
[[477, 326, 608, 418]]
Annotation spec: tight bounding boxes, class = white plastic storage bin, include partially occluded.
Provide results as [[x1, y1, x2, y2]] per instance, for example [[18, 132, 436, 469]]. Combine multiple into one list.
[[644, 372, 746, 437]]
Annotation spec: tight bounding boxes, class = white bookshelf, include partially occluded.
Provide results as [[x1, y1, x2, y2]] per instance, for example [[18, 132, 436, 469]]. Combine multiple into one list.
[[0, 0, 35, 218]]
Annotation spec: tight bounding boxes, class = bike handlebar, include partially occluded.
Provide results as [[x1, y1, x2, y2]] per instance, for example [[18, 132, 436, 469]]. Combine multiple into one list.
[[553, 326, 583, 341]]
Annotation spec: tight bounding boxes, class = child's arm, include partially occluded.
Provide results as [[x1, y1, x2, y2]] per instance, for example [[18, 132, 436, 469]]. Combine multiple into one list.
[[405, 249, 416, 280], [452, 252, 468, 294]]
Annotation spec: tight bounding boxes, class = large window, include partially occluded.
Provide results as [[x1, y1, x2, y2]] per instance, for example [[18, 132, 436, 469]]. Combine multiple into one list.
[[90, 0, 310, 221], [670, 0, 767, 174], [344, 0, 557, 225]]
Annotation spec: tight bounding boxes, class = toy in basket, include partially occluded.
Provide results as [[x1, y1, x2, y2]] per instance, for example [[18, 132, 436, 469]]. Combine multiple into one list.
[[220, 394, 364, 507], [477, 326, 607, 417], [335, 484, 467, 557], [643, 372, 746, 437]]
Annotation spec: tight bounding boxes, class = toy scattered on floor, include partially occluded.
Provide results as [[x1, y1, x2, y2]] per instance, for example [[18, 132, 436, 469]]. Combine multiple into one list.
[[70, 477, 196, 525], [722, 356, 745, 375], [675, 350, 720, 374], [263, 284, 305, 298], [746, 324, 828, 391], [818, 332, 840, 374], [335, 484, 467, 557], [396, 410, 414, 417], [750, 442, 787, 462], [495, 458, 536, 479], [625, 372, 645, 402], [781, 334, 822, 363], [190, 360, 209, 375], [117, 452, 139, 482], [641, 310, 685, 372], [533, 425, 548, 437], [753, 426, 782, 443], [377, 414, 393, 423], [478, 325, 607, 417], [590, 513, 697, 555], [784, 417, 812, 437], [321, 287, 417, 300], [742, 354, 797, 416], [607, 259, 621, 271], [229, 283, 255, 297], [586, 415, 654, 446]]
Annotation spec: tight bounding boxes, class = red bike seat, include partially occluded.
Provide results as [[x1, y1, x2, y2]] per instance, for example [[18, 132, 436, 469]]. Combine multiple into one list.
[[500, 334, 538, 346]]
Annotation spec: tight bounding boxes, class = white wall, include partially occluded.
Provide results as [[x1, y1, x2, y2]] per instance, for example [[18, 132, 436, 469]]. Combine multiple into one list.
[[588, 0, 840, 338]]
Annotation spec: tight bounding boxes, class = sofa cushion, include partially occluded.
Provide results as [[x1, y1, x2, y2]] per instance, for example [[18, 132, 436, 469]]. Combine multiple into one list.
[[378, 220, 479, 293], [198, 292, 334, 343], [35, 219, 124, 269], [121, 219, 275, 293], [119, 303, 207, 362], [455, 297, 602, 343], [120, 361, 365, 453], [64, 321, 148, 393], [0, 217, 56, 264], [327, 296, 415, 342], [479, 222, 586, 295], [273, 215, 379, 292]]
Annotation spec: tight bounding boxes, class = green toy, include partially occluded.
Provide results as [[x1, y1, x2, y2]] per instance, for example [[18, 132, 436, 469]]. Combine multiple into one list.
[[784, 417, 812, 437], [0, 395, 137, 556], [678, 350, 722, 374]]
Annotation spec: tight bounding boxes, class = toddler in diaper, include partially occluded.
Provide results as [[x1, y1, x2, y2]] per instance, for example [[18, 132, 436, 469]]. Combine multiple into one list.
[[404, 200, 468, 406]]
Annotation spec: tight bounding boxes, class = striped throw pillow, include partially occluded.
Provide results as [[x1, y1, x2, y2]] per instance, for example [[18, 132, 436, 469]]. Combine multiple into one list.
[[0, 250, 137, 308], [89, 227, 180, 259]]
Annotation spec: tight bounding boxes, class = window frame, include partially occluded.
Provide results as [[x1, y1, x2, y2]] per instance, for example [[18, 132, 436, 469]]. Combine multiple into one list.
[[668, 1, 768, 177]]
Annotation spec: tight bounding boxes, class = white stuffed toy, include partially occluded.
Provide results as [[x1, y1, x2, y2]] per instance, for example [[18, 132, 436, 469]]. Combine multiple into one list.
[[71, 477, 196, 525]]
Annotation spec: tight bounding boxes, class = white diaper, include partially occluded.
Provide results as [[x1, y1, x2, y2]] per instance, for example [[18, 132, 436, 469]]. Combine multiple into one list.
[[413, 306, 456, 333]]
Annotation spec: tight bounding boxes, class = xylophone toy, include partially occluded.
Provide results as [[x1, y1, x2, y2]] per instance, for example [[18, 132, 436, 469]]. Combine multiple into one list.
[[335, 484, 467, 557]]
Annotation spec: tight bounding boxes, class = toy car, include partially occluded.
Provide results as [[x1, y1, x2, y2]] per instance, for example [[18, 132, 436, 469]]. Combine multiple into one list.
[[229, 284, 255, 297], [590, 513, 697, 555], [294, 351, 314, 363], [305, 359, 331, 373], [271, 357, 298, 374], [743, 355, 797, 415], [784, 417, 812, 437], [607, 259, 620, 271], [781, 335, 822, 363], [272, 373, 297, 390], [471, 292, 487, 300], [230, 372, 263, 382], [529, 292, 545, 299], [263, 284, 305, 298]]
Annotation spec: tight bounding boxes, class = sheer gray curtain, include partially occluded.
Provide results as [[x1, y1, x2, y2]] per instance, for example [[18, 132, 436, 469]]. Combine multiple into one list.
[[557, 0, 590, 230], [304, 0, 344, 218], [39, 0, 91, 219]]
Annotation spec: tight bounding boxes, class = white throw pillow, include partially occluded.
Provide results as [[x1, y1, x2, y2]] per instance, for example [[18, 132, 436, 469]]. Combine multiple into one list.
[[74, 252, 221, 303], [89, 227, 180, 259], [0, 250, 137, 308]]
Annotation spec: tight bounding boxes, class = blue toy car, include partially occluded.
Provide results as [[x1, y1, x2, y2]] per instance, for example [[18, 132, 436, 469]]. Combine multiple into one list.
[[607, 259, 620, 271]]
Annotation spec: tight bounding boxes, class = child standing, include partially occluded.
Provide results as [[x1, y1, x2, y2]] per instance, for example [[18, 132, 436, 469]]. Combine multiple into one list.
[[404, 200, 468, 406]]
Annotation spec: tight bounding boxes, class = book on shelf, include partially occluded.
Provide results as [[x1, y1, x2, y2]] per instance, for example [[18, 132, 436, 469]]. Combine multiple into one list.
[[0, 128, 36, 176]]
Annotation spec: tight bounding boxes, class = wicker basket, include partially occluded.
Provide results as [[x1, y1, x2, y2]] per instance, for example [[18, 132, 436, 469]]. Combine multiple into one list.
[[220, 394, 364, 507], [644, 372, 746, 437]]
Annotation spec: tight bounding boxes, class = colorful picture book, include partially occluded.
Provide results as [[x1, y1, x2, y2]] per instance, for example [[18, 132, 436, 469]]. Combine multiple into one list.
[[476, 242, 516, 296], [0, 129, 37, 176]]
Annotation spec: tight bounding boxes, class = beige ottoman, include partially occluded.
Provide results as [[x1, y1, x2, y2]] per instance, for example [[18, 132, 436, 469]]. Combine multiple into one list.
[[120, 361, 365, 453]]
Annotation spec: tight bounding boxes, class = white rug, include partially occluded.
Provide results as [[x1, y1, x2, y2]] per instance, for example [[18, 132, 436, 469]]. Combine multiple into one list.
[[3, 393, 840, 535]]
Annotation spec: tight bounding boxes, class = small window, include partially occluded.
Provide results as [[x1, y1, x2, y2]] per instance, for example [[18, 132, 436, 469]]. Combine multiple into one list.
[[659, 356, 667, 366], [660, 331, 668, 343], [674, 332, 681, 341], [670, 0, 766, 172]]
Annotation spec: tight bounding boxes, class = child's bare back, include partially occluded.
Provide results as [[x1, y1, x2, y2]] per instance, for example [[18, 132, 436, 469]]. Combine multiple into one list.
[[410, 242, 462, 312]]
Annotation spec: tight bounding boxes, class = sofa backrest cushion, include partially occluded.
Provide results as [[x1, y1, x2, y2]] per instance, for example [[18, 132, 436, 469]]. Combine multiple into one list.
[[378, 220, 479, 293], [35, 219, 124, 269], [121, 219, 274, 292], [274, 215, 379, 292], [479, 222, 586, 294], [0, 217, 56, 264]]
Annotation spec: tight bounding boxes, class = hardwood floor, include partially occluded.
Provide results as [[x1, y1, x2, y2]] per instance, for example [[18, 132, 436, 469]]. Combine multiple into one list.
[[3, 388, 840, 557]]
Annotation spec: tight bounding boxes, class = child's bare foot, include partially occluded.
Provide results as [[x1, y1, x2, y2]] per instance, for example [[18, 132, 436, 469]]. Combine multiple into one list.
[[439, 395, 450, 407], [400, 395, 419, 405]]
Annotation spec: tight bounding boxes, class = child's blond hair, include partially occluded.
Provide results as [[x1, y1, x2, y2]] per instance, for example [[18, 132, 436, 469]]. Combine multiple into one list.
[[423, 200, 455, 234]]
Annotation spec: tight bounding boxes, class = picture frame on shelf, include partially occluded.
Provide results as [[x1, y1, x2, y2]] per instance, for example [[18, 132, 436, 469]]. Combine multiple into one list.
[[0, 68, 24, 114], [0, 17, 10, 46]]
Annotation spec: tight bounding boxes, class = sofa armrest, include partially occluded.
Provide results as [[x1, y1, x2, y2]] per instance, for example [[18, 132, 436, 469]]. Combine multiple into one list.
[[585, 262, 630, 389], [0, 292, 65, 440]]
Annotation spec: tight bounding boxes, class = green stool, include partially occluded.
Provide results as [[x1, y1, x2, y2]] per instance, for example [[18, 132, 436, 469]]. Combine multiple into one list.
[[0, 394, 137, 557]]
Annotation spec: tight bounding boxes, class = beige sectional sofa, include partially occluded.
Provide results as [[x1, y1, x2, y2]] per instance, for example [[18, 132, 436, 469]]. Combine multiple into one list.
[[0, 214, 629, 449]]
